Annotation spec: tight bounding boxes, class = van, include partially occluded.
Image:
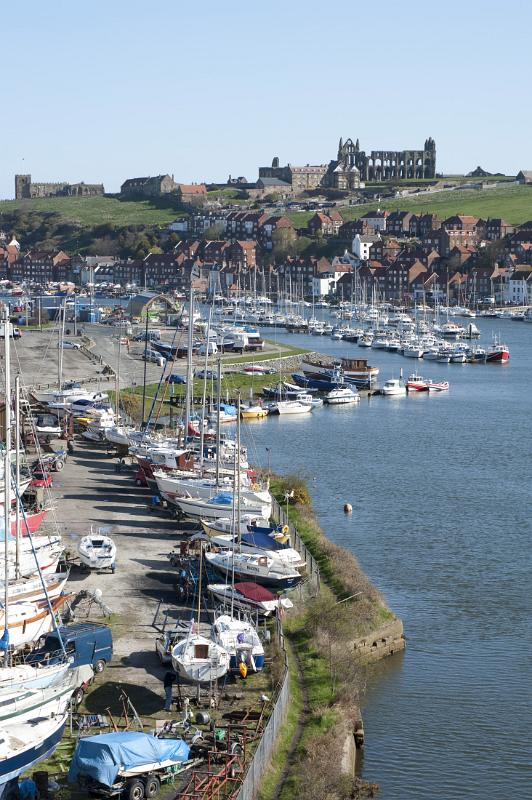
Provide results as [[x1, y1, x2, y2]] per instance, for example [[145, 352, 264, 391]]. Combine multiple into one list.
[[31, 622, 113, 674], [198, 341, 218, 355], [143, 349, 165, 366]]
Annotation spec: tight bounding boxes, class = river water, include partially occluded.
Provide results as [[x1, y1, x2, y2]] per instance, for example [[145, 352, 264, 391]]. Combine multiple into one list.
[[239, 317, 531, 800]]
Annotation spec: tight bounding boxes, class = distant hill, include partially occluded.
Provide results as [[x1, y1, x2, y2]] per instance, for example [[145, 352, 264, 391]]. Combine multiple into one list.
[[288, 184, 532, 229]]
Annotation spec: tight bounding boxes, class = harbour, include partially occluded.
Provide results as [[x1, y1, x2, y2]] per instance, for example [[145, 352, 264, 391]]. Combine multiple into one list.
[[0, 298, 529, 800]]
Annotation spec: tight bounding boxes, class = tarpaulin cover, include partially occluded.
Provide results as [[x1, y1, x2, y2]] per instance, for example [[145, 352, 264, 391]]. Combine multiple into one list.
[[235, 581, 276, 602], [68, 732, 190, 787], [209, 493, 232, 504]]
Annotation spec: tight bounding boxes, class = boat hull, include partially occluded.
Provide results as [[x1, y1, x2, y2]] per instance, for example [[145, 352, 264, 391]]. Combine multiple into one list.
[[0, 714, 66, 792]]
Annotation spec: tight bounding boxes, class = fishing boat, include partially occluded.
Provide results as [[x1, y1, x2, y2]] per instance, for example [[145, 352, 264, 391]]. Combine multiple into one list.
[[205, 549, 302, 590], [486, 340, 510, 363], [78, 531, 116, 571], [301, 356, 378, 387], [0, 709, 68, 793], [207, 582, 294, 617], [381, 378, 407, 397], [324, 386, 360, 405], [211, 614, 264, 673], [406, 374, 429, 392]]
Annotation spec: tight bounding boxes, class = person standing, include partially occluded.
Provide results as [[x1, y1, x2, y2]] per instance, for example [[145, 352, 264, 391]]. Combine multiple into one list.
[[163, 671, 176, 711]]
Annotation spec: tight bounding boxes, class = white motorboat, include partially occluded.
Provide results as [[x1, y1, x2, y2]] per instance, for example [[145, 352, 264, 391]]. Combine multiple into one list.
[[270, 400, 312, 415], [171, 631, 230, 683], [208, 582, 293, 617], [427, 380, 450, 392], [78, 531, 116, 571], [211, 614, 265, 673], [205, 550, 302, 590], [381, 378, 407, 396], [403, 345, 424, 358], [450, 351, 467, 363], [324, 386, 360, 405]]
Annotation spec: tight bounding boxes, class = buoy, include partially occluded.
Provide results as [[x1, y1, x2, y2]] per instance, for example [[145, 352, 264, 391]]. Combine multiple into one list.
[[344, 503, 353, 514]]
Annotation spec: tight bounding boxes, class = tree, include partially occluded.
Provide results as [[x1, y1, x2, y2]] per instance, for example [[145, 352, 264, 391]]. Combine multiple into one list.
[[203, 223, 225, 240], [271, 226, 298, 260]]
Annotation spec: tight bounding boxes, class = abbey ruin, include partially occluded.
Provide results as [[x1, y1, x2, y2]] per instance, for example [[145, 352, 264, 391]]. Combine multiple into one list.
[[259, 137, 436, 192]]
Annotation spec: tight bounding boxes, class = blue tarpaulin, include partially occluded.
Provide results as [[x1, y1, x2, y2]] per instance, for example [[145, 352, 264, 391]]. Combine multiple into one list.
[[68, 732, 190, 787]]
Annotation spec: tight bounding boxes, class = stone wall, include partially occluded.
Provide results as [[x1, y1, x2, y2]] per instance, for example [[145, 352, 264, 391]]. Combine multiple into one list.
[[350, 617, 406, 661]]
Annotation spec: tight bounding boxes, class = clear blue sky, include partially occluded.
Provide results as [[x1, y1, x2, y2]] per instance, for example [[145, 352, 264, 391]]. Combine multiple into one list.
[[1, 0, 530, 199]]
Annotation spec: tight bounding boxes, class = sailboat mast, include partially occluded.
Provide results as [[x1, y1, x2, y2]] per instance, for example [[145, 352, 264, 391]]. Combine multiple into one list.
[[199, 306, 212, 474], [2, 307, 12, 657], [215, 357, 222, 486], [58, 301, 66, 391], [14, 377, 20, 579], [183, 288, 194, 445], [236, 393, 241, 549]]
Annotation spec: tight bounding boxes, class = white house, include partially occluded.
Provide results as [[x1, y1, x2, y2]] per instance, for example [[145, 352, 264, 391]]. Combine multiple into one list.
[[505, 268, 532, 304], [360, 209, 389, 232], [352, 233, 380, 261], [312, 265, 352, 297]]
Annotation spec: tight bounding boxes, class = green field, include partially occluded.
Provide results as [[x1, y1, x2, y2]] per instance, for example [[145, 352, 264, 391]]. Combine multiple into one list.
[[288, 184, 532, 228], [0, 195, 183, 227]]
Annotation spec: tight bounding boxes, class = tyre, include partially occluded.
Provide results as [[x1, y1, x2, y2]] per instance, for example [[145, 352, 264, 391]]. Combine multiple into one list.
[[126, 779, 145, 800], [54, 459, 65, 471], [144, 776, 160, 798], [72, 687, 85, 706], [94, 659, 106, 674]]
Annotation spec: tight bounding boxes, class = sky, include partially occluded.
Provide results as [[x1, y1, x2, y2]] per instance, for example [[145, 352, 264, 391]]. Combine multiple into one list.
[[1, 0, 531, 199]]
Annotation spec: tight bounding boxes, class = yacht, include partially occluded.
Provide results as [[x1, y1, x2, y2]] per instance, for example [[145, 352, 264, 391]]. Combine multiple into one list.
[[270, 400, 312, 415], [324, 386, 360, 405]]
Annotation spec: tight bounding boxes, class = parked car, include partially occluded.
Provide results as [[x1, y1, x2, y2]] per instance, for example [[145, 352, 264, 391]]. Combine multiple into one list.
[[31, 468, 53, 488], [194, 369, 218, 380], [142, 350, 165, 367], [59, 340, 82, 350], [165, 374, 187, 384]]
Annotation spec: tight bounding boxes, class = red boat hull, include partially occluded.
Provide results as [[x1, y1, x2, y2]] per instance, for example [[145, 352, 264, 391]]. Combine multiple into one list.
[[13, 508, 48, 537], [486, 350, 509, 363]]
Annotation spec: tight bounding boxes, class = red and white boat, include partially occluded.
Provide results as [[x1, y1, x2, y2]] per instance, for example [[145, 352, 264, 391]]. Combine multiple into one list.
[[427, 380, 450, 392], [406, 374, 429, 392], [486, 341, 509, 363], [11, 508, 48, 537]]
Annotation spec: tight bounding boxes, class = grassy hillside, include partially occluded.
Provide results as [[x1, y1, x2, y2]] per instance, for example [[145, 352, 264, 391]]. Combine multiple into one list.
[[0, 195, 183, 227], [289, 184, 532, 229]]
